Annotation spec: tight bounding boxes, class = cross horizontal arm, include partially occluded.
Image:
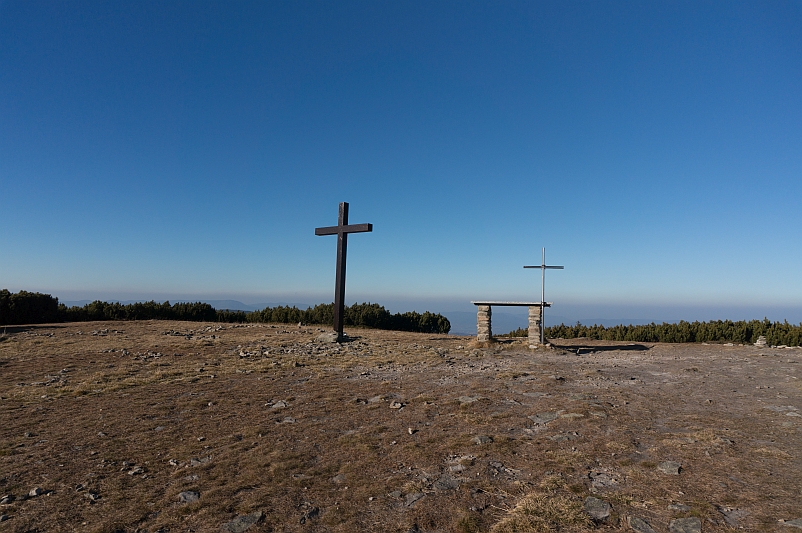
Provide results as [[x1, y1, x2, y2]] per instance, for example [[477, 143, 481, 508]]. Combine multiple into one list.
[[315, 223, 373, 236], [523, 265, 564, 269]]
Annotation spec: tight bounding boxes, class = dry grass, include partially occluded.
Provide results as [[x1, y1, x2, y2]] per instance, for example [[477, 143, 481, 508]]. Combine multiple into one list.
[[1, 322, 801, 532], [490, 477, 590, 533]]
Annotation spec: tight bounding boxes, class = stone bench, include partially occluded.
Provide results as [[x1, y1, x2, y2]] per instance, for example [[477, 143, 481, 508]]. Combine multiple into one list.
[[471, 301, 552, 347]]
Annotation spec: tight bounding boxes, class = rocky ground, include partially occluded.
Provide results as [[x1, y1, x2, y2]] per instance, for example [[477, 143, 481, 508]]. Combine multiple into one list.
[[0, 321, 801, 533]]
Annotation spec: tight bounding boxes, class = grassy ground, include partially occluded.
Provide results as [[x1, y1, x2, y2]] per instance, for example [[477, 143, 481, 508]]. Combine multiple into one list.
[[0, 321, 800, 532]]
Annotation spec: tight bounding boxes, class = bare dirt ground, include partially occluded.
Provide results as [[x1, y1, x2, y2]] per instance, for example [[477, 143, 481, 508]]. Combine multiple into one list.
[[1, 321, 801, 533]]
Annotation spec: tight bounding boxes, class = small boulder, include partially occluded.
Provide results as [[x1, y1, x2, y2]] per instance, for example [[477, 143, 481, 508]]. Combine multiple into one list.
[[628, 516, 657, 533], [472, 435, 493, 445], [179, 491, 200, 503], [584, 496, 611, 521], [658, 461, 681, 475], [316, 332, 340, 343]]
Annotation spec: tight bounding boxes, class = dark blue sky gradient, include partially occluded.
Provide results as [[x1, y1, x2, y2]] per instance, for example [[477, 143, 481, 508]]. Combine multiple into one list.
[[1, 1, 800, 321]]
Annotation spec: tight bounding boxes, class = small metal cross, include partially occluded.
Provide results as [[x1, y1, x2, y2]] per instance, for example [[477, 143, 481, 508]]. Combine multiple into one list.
[[524, 247, 564, 344], [315, 202, 373, 340]]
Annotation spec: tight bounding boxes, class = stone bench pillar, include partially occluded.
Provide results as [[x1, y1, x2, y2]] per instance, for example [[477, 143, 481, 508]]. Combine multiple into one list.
[[528, 305, 542, 348], [471, 301, 551, 346], [476, 305, 492, 342]]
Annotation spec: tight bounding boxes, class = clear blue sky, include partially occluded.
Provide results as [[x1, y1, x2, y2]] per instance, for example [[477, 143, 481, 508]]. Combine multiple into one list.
[[2, 1, 800, 323]]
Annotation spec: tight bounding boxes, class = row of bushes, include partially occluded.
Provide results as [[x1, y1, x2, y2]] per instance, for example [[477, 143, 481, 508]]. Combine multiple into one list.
[[0, 290, 451, 334], [245, 302, 451, 334], [544, 319, 802, 346]]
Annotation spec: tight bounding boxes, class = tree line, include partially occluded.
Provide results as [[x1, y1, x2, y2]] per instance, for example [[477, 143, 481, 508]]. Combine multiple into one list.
[[544, 319, 802, 346], [0, 290, 451, 334]]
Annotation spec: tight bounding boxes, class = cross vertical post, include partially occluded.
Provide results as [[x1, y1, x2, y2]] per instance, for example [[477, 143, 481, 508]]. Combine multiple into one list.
[[315, 202, 373, 341], [524, 247, 564, 345]]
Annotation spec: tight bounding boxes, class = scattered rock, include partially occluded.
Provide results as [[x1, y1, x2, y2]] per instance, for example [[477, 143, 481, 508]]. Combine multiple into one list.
[[178, 491, 200, 503], [584, 496, 611, 521], [669, 517, 702, 533], [128, 466, 145, 475], [407, 427, 416, 435], [389, 400, 404, 409], [718, 507, 748, 527], [589, 471, 618, 491], [0, 514, 8, 522], [528, 412, 558, 425], [316, 332, 339, 343], [271, 400, 288, 409], [222, 510, 265, 533], [628, 516, 657, 533], [472, 435, 493, 445], [388, 490, 402, 499], [782, 519, 802, 528], [548, 432, 580, 442], [658, 461, 681, 475], [331, 474, 346, 484], [0, 495, 14, 505], [190, 456, 211, 467], [668, 503, 691, 512], [299, 506, 319, 524], [458, 395, 481, 404], [28, 487, 44, 498], [405, 492, 425, 507], [433, 474, 460, 491]]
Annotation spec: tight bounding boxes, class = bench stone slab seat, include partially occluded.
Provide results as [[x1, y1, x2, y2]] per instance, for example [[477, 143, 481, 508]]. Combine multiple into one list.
[[470, 301, 552, 346]]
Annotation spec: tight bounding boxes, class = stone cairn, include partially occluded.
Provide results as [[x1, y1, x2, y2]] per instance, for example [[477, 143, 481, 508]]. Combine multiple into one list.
[[754, 335, 767, 347], [477, 305, 492, 342]]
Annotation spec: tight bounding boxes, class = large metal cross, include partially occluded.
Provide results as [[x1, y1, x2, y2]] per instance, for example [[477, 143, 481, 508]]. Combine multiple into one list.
[[524, 247, 564, 344], [315, 202, 373, 340]]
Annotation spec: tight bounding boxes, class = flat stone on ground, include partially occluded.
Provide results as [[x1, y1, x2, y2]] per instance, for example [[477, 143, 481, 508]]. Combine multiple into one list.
[[528, 412, 558, 425], [668, 503, 691, 512], [405, 492, 425, 507], [783, 519, 802, 528], [222, 511, 264, 533], [658, 461, 682, 475], [669, 517, 702, 533], [719, 507, 748, 527], [179, 491, 199, 503], [472, 435, 493, 445], [433, 474, 460, 491]]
